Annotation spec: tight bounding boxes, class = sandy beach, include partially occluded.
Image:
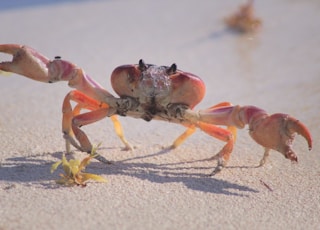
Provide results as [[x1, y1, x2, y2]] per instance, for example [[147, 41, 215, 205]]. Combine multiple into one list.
[[1, 0, 320, 229]]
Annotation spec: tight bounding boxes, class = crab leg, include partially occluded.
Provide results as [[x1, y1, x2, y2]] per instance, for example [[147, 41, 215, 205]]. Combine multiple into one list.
[[171, 102, 237, 149], [62, 94, 117, 165], [0, 44, 132, 159], [187, 104, 312, 174], [0, 44, 116, 104], [170, 126, 197, 149], [62, 90, 133, 153], [197, 122, 235, 174]]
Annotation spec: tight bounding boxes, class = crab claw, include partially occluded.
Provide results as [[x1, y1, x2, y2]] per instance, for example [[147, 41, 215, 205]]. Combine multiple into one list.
[[198, 105, 312, 170], [0, 44, 52, 82], [248, 112, 312, 162]]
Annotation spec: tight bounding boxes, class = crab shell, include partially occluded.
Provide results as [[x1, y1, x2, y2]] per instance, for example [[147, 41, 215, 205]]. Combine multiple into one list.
[[111, 62, 206, 111]]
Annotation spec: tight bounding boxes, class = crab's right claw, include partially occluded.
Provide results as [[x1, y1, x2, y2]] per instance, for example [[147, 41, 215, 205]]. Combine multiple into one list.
[[0, 44, 51, 83], [249, 113, 312, 163]]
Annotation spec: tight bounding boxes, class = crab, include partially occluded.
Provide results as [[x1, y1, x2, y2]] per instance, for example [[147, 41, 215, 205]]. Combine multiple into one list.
[[0, 44, 312, 175]]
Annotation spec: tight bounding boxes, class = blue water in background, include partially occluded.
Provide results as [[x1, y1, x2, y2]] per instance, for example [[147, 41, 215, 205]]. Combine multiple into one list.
[[0, 0, 95, 10]]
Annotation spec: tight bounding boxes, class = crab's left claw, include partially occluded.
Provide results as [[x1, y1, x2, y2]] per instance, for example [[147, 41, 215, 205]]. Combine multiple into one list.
[[0, 44, 51, 83], [248, 113, 312, 165]]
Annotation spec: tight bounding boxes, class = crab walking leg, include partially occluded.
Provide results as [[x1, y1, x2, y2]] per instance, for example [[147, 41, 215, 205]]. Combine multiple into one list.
[[71, 109, 109, 152], [62, 90, 132, 153], [110, 116, 133, 150], [196, 105, 312, 165], [71, 109, 115, 164], [203, 102, 238, 142], [0, 44, 133, 156], [170, 126, 197, 149], [197, 122, 235, 175], [171, 102, 237, 150], [259, 148, 271, 166], [62, 91, 110, 163], [64, 90, 132, 150], [62, 90, 107, 152]]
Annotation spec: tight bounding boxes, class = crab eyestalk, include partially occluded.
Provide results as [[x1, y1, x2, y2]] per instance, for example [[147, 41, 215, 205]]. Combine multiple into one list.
[[166, 63, 177, 75]]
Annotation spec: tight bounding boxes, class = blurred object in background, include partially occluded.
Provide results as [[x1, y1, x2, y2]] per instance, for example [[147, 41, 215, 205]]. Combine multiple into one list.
[[225, 0, 262, 33]]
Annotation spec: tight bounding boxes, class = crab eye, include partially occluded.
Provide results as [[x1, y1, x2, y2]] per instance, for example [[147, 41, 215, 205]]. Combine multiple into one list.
[[167, 63, 177, 75], [138, 59, 147, 71]]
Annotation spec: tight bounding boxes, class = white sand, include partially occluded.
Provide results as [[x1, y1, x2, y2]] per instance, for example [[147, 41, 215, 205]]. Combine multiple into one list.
[[1, 0, 320, 229]]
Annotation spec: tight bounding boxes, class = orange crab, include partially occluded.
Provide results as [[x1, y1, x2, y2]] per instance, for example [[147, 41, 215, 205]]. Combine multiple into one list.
[[0, 44, 312, 175]]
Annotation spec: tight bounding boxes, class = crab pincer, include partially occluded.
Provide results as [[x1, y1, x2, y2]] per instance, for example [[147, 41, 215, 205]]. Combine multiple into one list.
[[197, 105, 312, 174]]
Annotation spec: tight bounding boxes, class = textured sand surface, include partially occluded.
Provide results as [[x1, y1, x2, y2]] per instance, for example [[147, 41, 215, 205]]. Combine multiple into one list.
[[0, 1, 320, 229]]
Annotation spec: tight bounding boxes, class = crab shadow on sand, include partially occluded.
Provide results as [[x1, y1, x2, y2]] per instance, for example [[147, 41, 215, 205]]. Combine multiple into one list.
[[0, 149, 258, 196]]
